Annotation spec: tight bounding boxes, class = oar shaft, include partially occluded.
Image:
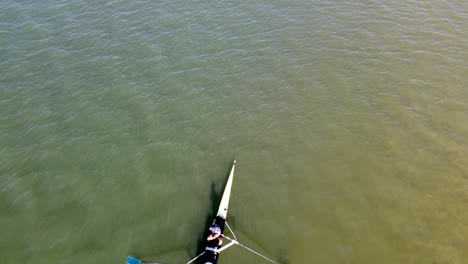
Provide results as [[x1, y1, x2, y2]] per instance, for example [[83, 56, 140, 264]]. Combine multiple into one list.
[[186, 252, 205, 264], [236, 243, 281, 264], [221, 235, 280, 264]]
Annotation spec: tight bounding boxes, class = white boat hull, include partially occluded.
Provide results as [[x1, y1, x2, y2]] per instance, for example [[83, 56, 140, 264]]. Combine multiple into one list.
[[217, 160, 236, 219]]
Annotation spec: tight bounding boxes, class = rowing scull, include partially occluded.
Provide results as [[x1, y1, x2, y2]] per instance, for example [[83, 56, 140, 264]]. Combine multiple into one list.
[[126, 160, 280, 264], [200, 160, 236, 264]]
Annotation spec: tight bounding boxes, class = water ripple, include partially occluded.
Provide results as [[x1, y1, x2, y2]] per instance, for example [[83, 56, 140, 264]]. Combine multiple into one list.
[[1, 0, 468, 263]]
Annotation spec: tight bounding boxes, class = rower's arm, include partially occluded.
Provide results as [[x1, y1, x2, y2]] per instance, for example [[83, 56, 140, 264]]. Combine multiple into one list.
[[207, 233, 220, 240]]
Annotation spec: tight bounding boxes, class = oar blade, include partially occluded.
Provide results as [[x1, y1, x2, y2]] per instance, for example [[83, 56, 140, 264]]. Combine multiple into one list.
[[126, 256, 141, 264]]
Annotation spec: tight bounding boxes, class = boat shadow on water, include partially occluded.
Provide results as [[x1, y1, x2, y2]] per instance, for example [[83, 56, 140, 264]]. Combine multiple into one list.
[[191, 160, 237, 263], [189, 181, 290, 264], [191, 182, 221, 263], [131, 161, 289, 264], [188, 162, 290, 264]]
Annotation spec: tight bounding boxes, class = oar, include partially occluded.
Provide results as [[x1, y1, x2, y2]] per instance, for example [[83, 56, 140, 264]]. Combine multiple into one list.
[[126, 256, 167, 264], [221, 235, 281, 264], [186, 252, 205, 264], [126, 253, 205, 264]]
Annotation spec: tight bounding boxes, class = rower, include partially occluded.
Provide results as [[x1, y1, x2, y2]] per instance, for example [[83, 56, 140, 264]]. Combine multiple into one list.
[[207, 217, 224, 246]]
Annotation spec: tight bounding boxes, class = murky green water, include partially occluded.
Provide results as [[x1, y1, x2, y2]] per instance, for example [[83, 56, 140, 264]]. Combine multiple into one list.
[[1, 1, 467, 263]]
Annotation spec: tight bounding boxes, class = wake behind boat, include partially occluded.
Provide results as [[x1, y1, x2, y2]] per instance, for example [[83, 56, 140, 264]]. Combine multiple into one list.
[[126, 160, 280, 264]]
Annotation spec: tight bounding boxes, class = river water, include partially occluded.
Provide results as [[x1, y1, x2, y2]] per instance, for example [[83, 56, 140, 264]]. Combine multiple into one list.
[[1, 1, 467, 263]]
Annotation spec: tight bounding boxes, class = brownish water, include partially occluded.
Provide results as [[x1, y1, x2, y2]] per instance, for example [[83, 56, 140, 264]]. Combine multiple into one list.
[[1, 1, 467, 263]]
